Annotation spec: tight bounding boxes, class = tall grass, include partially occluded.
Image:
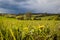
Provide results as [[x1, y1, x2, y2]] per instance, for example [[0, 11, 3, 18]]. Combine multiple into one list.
[[0, 16, 60, 40]]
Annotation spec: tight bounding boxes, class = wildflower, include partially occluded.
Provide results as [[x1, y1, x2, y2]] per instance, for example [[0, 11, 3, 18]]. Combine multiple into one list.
[[38, 25, 45, 29], [30, 29, 34, 32], [30, 29, 34, 34], [23, 27, 29, 32]]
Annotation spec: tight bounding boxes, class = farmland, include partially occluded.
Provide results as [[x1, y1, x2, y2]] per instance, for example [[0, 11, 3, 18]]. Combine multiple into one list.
[[0, 13, 60, 40]]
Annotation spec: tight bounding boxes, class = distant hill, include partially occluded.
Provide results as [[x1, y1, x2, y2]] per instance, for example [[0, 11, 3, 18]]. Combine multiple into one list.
[[0, 13, 60, 16]]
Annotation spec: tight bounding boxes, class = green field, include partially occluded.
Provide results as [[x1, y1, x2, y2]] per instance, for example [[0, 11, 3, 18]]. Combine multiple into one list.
[[0, 16, 60, 40]]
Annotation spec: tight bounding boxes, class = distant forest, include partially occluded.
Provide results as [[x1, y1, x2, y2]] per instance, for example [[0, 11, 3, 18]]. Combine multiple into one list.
[[0, 12, 60, 20]]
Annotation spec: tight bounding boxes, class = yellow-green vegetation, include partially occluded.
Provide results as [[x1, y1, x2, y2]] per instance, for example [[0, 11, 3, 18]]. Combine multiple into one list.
[[0, 16, 60, 40]]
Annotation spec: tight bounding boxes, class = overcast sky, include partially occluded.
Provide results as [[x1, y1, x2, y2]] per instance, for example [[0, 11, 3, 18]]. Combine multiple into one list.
[[0, 0, 60, 14]]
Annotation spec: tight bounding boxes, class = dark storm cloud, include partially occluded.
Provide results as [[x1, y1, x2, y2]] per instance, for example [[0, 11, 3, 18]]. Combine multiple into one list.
[[0, 0, 60, 13], [14, 0, 27, 2]]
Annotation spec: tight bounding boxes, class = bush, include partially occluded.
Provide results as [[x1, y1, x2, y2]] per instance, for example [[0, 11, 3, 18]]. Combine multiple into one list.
[[55, 17, 60, 20], [33, 17, 41, 20], [16, 16, 24, 20]]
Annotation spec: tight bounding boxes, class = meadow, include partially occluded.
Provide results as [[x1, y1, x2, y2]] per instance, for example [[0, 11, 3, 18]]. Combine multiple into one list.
[[0, 16, 60, 40]]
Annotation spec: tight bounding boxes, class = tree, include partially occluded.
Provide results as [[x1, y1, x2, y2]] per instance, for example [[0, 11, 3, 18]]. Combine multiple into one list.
[[25, 12, 32, 20]]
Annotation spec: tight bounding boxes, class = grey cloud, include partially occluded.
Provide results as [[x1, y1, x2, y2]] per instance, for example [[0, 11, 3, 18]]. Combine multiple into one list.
[[14, 0, 27, 2], [19, 0, 60, 13], [0, 0, 60, 13], [0, 8, 15, 13]]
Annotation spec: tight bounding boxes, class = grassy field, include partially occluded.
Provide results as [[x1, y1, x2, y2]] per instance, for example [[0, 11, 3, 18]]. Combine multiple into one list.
[[0, 16, 60, 40]]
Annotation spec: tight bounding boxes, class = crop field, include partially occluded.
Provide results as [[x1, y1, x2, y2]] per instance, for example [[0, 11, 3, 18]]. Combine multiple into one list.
[[0, 16, 60, 40]]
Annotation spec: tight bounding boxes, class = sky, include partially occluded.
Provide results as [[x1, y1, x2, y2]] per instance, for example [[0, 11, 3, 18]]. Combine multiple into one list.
[[0, 0, 60, 14]]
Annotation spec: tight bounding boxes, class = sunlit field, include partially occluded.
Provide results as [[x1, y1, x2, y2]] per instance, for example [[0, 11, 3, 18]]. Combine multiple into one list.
[[0, 16, 60, 40]]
